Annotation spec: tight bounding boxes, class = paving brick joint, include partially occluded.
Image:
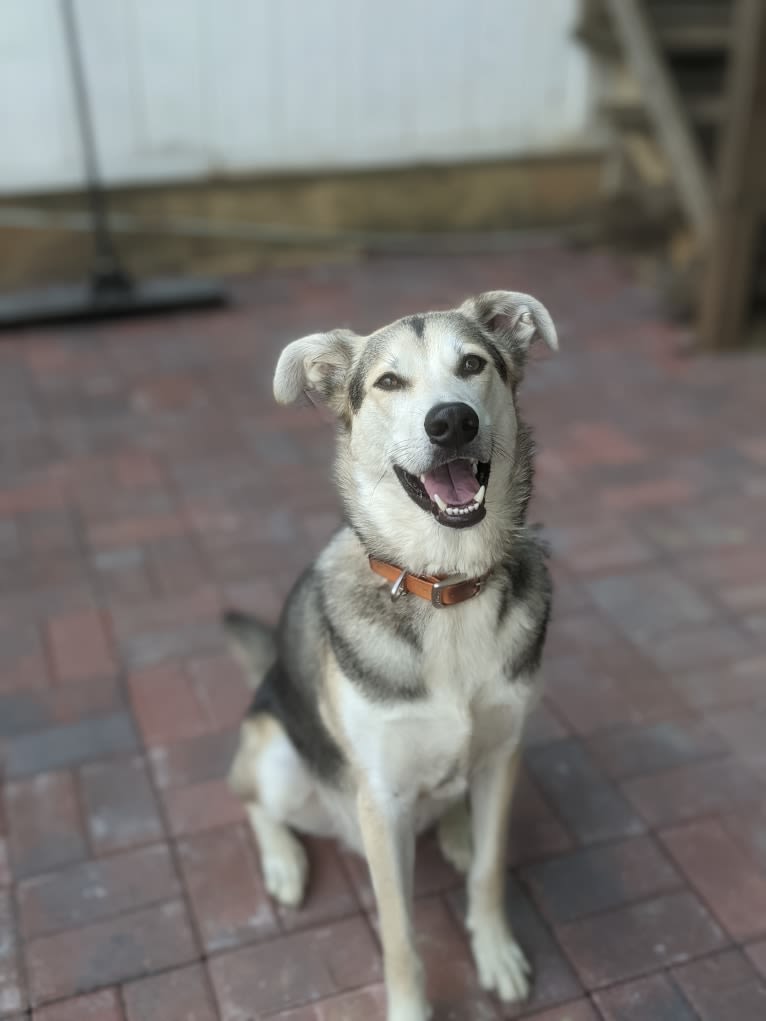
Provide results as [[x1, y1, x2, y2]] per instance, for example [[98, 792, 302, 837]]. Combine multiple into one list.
[[1, 250, 764, 1019]]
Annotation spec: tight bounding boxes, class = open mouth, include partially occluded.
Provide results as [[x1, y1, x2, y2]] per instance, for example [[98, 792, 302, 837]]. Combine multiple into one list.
[[394, 459, 490, 529]]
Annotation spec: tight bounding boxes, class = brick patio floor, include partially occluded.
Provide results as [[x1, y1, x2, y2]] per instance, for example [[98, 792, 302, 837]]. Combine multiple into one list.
[[1, 247, 765, 1020]]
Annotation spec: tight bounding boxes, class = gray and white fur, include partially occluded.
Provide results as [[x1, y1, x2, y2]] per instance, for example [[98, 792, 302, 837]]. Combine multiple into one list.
[[226, 291, 557, 1021]]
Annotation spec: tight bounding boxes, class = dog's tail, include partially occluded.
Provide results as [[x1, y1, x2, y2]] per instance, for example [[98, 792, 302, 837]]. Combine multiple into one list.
[[222, 609, 276, 690]]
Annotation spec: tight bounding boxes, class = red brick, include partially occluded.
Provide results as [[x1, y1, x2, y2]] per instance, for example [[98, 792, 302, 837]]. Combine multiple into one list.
[[4, 712, 138, 779], [87, 514, 187, 550], [123, 963, 217, 1021], [278, 837, 359, 932], [648, 622, 749, 674], [721, 807, 766, 871], [188, 653, 251, 730], [524, 702, 568, 746], [509, 768, 573, 865], [587, 718, 727, 780], [149, 729, 238, 790], [114, 452, 163, 489], [671, 655, 766, 710], [586, 568, 715, 646], [601, 478, 693, 511], [0, 676, 123, 738], [553, 520, 653, 574], [163, 779, 245, 837], [146, 538, 208, 598], [673, 949, 766, 1021], [18, 510, 78, 555], [0, 888, 14, 960], [47, 609, 117, 684], [32, 989, 124, 1021], [177, 823, 279, 952], [523, 1003, 598, 1021], [623, 756, 762, 826], [6, 771, 87, 878], [594, 974, 698, 1021], [110, 588, 221, 644], [523, 835, 681, 924], [661, 820, 766, 940], [708, 703, 766, 763], [79, 756, 164, 854], [525, 739, 643, 843], [0, 955, 25, 1016], [546, 655, 684, 737], [128, 662, 208, 746], [266, 985, 387, 1020], [747, 940, 766, 979], [0, 479, 64, 516], [27, 900, 197, 1005], [115, 597, 223, 670], [208, 916, 382, 1019], [556, 891, 727, 989], [18, 843, 180, 939], [0, 839, 9, 887], [0, 623, 49, 694]]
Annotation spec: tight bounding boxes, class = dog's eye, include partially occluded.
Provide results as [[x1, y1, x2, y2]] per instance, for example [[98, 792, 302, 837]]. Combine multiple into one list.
[[460, 354, 486, 376], [374, 372, 404, 391]]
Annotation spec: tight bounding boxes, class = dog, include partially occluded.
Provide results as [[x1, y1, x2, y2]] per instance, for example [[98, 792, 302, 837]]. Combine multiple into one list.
[[225, 290, 557, 1021]]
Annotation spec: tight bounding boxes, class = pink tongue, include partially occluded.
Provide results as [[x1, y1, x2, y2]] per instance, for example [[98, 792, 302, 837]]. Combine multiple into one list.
[[422, 459, 480, 506]]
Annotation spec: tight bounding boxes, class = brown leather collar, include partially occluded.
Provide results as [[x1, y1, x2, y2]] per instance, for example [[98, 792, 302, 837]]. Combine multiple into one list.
[[369, 556, 490, 608]]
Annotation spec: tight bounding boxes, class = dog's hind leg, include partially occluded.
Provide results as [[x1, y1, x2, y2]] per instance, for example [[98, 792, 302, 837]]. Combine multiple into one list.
[[246, 803, 308, 907], [437, 798, 472, 874], [229, 714, 314, 908]]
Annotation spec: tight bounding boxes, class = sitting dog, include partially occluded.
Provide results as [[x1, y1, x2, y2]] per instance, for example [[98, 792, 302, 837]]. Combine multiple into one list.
[[225, 290, 557, 1021]]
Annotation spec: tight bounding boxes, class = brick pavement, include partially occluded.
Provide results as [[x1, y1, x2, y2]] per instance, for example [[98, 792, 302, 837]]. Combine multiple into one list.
[[0, 248, 764, 1019]]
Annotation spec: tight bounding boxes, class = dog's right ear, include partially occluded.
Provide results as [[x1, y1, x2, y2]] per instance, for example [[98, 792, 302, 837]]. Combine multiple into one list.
[[273, 329, 361, 415]]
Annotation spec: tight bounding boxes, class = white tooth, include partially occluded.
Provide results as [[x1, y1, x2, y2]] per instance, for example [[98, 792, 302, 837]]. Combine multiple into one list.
[[475, 485, 486, 505], [446, 507, 458, 515], [471, 461, 478, 477], [433, 494, 447, 512], [420, 475, 426, 483]]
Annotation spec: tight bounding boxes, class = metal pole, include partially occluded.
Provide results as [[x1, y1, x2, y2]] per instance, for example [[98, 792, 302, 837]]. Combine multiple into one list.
[[59, 0, 132, 292]]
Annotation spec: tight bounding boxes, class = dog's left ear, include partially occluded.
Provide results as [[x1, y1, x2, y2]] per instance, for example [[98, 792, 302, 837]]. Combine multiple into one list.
[[273, 329, 362, 415], [460, 291, 558, 362]]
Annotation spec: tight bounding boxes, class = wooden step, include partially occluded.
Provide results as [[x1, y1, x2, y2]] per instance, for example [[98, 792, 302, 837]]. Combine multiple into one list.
[[656, 23, 732, 52], [601, 92, 725, 129]]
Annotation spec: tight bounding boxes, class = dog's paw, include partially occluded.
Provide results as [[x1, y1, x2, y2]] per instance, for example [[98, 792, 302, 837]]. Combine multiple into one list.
[[388, 996, 432, 1021], [469, 916, 531, 1003], [437, 800, 472, 874], [262, 833, 308, 907]]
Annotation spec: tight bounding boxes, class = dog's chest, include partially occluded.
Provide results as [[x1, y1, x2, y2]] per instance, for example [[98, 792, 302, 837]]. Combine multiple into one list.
[[339, 597, 535, 802]]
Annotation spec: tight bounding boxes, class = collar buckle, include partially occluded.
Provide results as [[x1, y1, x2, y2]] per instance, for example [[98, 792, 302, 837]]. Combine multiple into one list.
[[430, 574, 467, 608], [390, 568, 409, 602]]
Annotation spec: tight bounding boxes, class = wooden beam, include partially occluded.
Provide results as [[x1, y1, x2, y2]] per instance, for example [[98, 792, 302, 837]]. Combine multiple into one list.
[[604, 0, 713, 240], [698, 0, 766, 349]]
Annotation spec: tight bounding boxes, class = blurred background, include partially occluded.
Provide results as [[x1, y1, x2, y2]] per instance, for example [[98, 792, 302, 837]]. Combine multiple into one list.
[[3, 0, 764, 347], [1, 3, 765, 1020], [0, 0, 595, 287]]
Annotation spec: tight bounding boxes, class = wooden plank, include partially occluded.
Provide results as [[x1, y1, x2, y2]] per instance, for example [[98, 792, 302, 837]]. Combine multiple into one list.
[[604, 0, 713, 239], [698, 0, 766, 349]]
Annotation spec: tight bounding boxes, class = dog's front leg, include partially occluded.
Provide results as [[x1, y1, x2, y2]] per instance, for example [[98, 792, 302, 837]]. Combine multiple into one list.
[[467, 743, 531, 1003], [357, 785, 430, 1021]]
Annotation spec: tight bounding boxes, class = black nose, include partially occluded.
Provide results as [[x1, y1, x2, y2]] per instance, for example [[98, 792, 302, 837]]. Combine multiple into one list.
[[424, 402, 479, 448]]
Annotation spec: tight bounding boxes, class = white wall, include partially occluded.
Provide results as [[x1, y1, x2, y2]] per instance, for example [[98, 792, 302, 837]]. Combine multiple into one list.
[[0, 0, 592, 195]]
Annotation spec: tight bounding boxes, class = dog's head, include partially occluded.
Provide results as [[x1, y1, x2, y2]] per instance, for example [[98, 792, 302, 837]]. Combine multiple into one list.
[[274, 291, 557, 574]]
